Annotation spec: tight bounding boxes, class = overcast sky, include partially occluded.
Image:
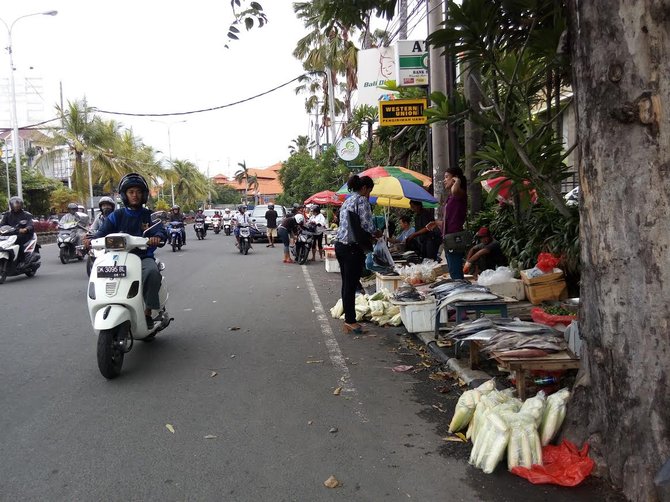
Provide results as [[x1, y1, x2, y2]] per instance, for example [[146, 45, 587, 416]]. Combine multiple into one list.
[[2, 1, 312, 177]]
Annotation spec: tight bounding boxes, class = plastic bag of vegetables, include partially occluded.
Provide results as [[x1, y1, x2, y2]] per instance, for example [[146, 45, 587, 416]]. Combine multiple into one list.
[[468, 390, 520, 442], [540, 389, 570, 446], [507, 413, 543, 470], [519, 390, 546, 428], [448, 379, 496, 433], [330, 299, 344, 319], [469, 409, 511, 474]]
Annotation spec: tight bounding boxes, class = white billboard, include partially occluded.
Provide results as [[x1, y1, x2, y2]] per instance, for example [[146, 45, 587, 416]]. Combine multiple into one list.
[[356, 47, 398, 107]]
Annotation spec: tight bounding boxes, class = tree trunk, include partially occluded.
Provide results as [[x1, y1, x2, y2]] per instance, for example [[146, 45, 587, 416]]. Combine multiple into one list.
[[566, 2, 670, 501], [464, 65, 483, 214]]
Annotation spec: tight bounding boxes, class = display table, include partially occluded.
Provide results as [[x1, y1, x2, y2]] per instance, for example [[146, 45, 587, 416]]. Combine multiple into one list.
[[435, 299, 509, 342], [491, 350, 580, 399]]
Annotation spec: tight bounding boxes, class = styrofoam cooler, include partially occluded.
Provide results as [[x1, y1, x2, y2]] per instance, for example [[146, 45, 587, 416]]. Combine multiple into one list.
[[375, 273, 404, 293], [391, 298, 437, 333]]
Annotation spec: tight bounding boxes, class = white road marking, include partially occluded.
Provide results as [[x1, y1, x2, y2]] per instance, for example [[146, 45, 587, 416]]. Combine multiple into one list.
[[301, 264, 368, 423]]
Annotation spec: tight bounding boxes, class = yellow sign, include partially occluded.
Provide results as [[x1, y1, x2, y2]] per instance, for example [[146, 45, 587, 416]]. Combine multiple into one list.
[[379, 99, 428, 126]]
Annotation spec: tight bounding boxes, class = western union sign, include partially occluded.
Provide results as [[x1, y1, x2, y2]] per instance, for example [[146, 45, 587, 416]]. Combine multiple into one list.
[[379, 98, 428, 126]]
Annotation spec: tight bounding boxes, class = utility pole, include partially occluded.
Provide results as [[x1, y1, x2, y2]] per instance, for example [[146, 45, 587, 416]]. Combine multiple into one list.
[[399, 0, 408, 40], [428, 0, 449, 203]]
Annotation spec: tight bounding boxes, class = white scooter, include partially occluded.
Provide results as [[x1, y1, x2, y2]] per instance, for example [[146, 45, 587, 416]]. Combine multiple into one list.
[[0, 223, 41, 283], [87, 217, 173, 379]]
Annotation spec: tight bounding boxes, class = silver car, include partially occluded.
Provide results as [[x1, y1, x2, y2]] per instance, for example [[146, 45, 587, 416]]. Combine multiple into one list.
[[250, 204, 286, 241]]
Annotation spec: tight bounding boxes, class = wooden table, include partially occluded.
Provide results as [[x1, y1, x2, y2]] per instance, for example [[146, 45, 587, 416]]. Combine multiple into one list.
[[491, 350, 581, 399]]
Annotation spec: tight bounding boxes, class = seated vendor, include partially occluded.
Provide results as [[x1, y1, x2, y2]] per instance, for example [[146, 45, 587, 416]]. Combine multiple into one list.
[[463, 227, 508, 275], [389, 215, 415, 253]]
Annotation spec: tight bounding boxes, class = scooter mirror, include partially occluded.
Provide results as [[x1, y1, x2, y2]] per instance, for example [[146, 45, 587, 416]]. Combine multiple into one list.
[[151, 211, 168, 221]]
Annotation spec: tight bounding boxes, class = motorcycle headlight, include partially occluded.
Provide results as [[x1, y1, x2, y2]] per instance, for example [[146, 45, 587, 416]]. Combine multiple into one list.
[[105, 235, 127, 250]]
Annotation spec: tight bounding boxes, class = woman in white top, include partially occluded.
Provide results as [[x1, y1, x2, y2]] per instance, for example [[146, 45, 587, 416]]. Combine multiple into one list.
[[308, 205, 327, 260]]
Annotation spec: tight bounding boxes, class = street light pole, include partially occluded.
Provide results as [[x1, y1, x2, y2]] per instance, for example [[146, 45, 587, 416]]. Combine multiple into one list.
[[151, 119, 186, 206], [0, 10, 58, 200]]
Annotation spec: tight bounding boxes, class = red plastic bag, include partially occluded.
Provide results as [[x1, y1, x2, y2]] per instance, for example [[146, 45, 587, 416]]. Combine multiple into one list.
[[511, 440, 595, 487], [531, 307, 577, 326], [536, 253, 561, 273]]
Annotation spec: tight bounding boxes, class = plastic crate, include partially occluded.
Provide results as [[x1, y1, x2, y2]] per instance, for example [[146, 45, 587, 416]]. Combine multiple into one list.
[[391, 298, 437, 333]]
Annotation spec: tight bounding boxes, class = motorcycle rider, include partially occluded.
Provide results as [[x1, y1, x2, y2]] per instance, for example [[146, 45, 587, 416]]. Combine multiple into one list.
[[89, 197, 116, 234], [194, 208, 207, 237], [232, 204, 253, 247], [85, 173, 167, 329], [60, 202, 83, 224], [0, 196, 35, 263], [169, 205, 186, 245]]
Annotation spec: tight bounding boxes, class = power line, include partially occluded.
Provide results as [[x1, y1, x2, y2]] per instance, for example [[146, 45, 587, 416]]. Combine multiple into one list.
[[93, 73, 310, 118]]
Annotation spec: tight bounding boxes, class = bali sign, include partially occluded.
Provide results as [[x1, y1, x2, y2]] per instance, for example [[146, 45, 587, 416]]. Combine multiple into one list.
[[395, 40, 428, 87], [356, 46, 398, 107]]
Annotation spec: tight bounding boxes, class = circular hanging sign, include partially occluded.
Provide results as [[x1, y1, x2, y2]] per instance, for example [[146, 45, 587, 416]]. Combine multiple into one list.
[[335, 137, 360, 162]]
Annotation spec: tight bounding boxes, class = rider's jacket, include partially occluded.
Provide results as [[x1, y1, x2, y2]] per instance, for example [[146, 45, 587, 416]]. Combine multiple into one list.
[[94, 207, 167, 258], [1, 210, 34, 233]]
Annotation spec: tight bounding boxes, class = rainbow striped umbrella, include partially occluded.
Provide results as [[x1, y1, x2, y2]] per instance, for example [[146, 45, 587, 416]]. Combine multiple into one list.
[[337, 176, 437, 209], [357, 166, 432, 188]]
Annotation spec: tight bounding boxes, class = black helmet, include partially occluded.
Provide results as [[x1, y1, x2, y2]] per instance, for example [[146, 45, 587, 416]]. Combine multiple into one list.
[[67, 202, 78, 212], [8, 196, 23, 212], [171, 205, 180, 211], [118, 173, 149, 206], [268, 203, 274, 209], [238, 205, 246, 211]]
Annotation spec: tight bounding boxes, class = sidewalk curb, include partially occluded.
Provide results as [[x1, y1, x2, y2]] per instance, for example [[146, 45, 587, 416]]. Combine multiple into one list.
[[414, 331, 491, 388]]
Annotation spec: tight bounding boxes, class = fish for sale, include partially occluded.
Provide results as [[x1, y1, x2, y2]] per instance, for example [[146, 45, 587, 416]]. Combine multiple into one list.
[[460, 328, 500, 341], [437, 291, 500, 308]]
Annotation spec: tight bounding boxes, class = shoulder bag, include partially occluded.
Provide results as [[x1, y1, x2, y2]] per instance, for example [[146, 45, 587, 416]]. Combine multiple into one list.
[[443, 229, 473, 253]]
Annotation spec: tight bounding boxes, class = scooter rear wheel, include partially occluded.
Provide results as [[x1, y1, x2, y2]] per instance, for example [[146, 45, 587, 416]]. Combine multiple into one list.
[[97, 323, 128, 379]]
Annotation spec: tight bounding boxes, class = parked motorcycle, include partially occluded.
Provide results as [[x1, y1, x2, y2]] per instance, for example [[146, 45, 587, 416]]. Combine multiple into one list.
[[223, 217, 232, 236], [292, 225, 317, 265], [0, 222, 41, 284], [87, 216, 173, 379], [57, 221, 87, 264], [194, 219, 206, 240], [212, 218, 221, 234], [168, 221, 185, 252]]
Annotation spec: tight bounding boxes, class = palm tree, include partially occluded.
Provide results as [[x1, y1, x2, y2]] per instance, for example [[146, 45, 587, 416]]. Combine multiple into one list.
[[170, 159, 209, 209], [289, 135, 313, 155], [347, 105, 378, 165], [234, 160, 252, 205]]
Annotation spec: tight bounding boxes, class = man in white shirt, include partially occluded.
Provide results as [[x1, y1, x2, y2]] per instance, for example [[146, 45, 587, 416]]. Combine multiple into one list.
[[232, 205, 254, 247]]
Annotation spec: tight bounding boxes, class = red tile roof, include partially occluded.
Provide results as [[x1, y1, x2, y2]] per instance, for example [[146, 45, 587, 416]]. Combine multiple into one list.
[[213, 162, 284, 196]]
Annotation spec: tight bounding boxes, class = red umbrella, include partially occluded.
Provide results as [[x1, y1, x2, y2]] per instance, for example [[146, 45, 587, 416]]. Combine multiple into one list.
[[481, 170, 538, 205], [304, 190, 342, 206]]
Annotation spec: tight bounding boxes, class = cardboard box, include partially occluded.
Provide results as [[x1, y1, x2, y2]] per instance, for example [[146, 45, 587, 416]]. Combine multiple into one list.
[[487, 278, 526, 300], [524, 279, 568, 305], [520, 268, 564, 285], [375, 273, 404, 294]]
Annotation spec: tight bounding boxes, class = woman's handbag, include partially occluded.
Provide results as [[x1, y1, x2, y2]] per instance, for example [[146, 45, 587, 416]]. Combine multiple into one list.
[[348, 209, 374, 253], [443, 230, 473, 253]]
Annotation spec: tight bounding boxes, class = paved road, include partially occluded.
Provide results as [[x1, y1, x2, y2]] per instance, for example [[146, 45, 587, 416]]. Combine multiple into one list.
[[0, 232, 620, 501]]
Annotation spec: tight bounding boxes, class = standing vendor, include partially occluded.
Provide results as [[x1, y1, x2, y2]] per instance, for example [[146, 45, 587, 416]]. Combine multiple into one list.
[[463, 227, 508, 275], [405, 200, 440, 261]]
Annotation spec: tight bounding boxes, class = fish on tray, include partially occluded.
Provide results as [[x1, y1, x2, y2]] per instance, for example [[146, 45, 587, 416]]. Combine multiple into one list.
[[437, 291, 500, 308]]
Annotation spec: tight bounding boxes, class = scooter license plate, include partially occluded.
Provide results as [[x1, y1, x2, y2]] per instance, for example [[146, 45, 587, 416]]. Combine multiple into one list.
[[97, 265, 127, 278]]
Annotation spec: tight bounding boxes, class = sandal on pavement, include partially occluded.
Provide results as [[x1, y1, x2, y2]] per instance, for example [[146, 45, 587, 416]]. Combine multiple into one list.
[[343, 323, 366, 334]]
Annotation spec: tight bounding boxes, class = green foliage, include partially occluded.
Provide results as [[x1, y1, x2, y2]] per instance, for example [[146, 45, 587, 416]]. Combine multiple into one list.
[[469, 202, 580, 282], [276, 149, 349, 206], [153, 198, 171, 212], [49, 186, 79, 213], [211, 184, 240, 205]]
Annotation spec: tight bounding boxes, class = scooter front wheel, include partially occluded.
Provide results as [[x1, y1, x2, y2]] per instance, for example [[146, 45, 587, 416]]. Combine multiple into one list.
[[59, 247, 67, 264], [97, 322, 128, 379], [0, 260, 7, 284], [297, 246, 309, 265]]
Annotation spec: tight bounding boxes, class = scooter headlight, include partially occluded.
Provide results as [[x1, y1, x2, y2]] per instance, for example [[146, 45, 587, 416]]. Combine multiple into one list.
[[105, 236, 127, 250]]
